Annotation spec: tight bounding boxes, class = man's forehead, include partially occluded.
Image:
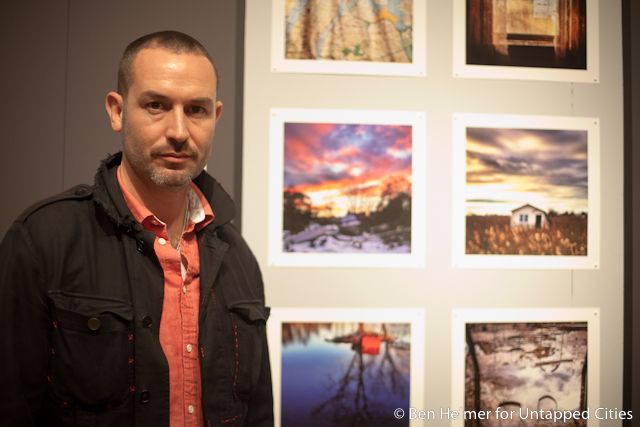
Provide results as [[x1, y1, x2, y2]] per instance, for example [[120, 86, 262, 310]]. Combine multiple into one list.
[[128, 48, 217, 93], [132, 47, 214, 72]]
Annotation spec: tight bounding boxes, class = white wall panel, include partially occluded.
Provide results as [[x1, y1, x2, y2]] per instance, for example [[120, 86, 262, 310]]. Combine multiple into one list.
[[243, 0, 623, 419]]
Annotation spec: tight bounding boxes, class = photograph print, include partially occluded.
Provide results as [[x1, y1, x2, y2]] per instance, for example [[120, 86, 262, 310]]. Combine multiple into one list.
[[269, 109, 425, 267], [452, 114, 600, 269], [453, 0, 599, 82], [451, 309, 600, 427], [268, 308, 425, 427], [271, 0, 426, 76]]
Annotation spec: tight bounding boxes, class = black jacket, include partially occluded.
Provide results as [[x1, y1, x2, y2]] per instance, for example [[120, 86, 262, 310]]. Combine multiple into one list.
[[0, 153, 273, 427]]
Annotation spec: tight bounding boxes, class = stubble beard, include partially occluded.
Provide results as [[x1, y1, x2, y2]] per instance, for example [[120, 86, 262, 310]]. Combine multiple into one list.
[[133, 151, 202, 189], [149, 165, 195, 188], [122, 127, 204, 190]]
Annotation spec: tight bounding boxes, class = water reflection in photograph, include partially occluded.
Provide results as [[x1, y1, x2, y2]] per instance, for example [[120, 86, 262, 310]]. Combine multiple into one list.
[[281, 322, 411, 427]]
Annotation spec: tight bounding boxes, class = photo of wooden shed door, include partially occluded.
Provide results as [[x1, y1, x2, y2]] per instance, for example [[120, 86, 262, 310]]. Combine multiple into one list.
[[535, 213, 543, 229], [466, 0, 587, 69]]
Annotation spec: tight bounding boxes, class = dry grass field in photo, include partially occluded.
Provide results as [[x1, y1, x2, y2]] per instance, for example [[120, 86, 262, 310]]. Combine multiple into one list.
[[466, 214, 587, 256]]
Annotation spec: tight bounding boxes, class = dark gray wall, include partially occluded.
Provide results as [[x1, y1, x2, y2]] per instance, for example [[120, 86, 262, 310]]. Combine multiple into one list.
[[0, 1, 69, 238], [623, 0, 640, 422], [0, 0, 244, 238]]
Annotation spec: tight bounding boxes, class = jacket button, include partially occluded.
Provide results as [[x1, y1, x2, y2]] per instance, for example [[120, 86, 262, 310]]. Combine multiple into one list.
[[136, 240, 145, 253], [142, 316, 153, 328], [140, 390, 150, 404], [87, 317, 101, 332]]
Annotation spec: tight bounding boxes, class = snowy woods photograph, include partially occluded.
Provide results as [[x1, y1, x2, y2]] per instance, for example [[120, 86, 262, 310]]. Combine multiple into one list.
[[282, 121, 412, 253], [269, 109, 425, 267]]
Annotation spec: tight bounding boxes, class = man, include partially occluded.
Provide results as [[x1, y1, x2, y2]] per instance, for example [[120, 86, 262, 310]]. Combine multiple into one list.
[[0, 31, 273, 427]]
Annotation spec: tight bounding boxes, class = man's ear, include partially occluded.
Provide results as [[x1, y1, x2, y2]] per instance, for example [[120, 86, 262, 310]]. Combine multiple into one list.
[[105, 91, 124, 132], [214, 100, 223, 123]]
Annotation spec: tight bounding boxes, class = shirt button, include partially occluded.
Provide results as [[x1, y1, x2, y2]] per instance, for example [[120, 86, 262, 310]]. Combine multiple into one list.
[[186, 343, 193, 353], [187, 404, 195, 414], [182, 285, 187, 294], [158, 237, 167, 245]]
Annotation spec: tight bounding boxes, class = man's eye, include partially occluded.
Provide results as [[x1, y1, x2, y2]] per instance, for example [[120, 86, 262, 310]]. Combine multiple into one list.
[[186, 106, 207, 116], [146, 102, 164, 112]]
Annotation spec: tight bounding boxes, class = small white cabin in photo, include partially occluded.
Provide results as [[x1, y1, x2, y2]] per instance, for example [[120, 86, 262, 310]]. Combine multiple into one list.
[[510, 204, 549, 229]]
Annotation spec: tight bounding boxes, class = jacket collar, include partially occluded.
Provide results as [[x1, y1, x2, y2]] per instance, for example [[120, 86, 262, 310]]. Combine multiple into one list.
[[92, 152, 236, 232]]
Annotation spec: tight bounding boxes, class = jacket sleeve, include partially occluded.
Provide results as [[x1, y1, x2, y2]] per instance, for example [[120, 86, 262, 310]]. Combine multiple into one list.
[[0, 222, 50, 426], [243, 264, 274, 427]]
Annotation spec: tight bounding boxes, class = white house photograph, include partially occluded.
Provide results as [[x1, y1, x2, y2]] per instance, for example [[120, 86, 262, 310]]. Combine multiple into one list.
[[464, 125, 589, 256]]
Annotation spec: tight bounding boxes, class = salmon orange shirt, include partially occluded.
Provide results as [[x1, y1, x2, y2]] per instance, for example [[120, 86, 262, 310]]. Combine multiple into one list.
[[118, 166, 214, 427]]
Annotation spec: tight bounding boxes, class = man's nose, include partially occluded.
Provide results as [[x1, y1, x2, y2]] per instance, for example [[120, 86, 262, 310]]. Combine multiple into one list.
[[166, 108, 189, 143]]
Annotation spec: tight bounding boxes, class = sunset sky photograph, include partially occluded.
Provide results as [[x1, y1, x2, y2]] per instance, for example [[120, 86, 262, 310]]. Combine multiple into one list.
[[284, 122, 412, 218], [466, 127, 588, 216]]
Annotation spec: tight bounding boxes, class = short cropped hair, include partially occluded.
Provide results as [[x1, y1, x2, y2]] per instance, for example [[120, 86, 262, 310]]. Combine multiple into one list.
[[117, 30, 218, 96]]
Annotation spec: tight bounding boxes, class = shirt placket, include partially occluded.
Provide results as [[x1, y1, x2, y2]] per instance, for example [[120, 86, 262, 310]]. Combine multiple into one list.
[[180, 231, 202, 427], [152, 221, 190, 426]]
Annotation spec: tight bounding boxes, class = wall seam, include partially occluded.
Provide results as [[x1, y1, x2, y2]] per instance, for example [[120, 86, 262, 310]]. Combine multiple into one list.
[[234, 0, 246, 232], [61, 0, 71, 190]]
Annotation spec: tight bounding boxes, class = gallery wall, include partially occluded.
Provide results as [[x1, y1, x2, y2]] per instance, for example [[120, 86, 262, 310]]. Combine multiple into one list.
[[0, 0, 633, 422], [242, 0, 624, 422], [0, 0, 245, 239]]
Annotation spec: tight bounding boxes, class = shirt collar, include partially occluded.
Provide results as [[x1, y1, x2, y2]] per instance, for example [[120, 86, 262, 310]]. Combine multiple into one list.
[[116, 165, 214, 233]]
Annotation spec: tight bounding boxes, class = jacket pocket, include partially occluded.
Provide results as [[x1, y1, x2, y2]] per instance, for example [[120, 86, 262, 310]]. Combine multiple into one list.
[[47, 290, 133, 407], [227, 300, 268, 401]]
